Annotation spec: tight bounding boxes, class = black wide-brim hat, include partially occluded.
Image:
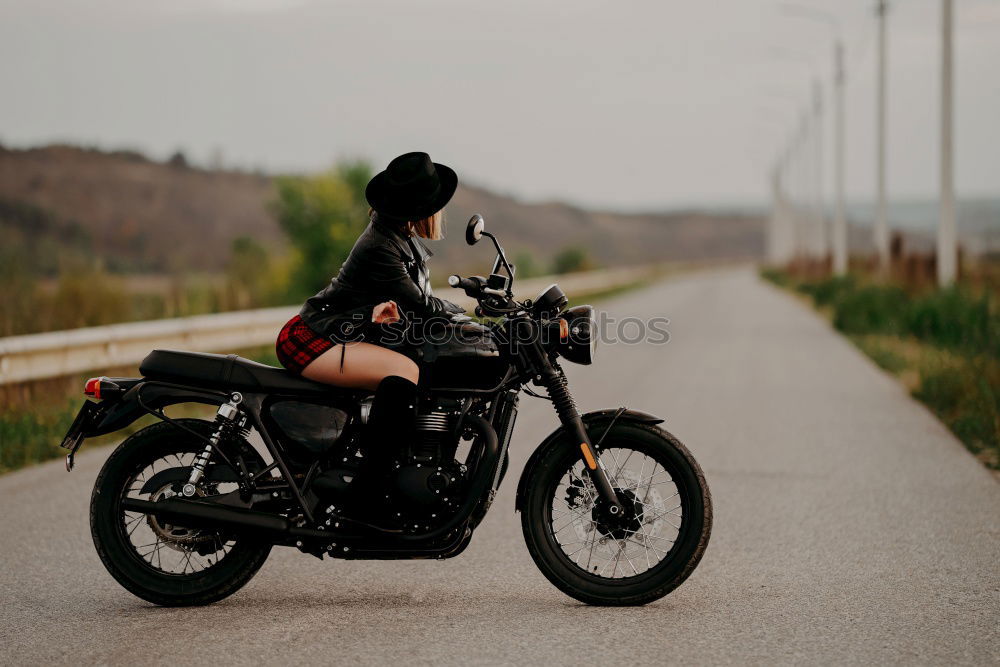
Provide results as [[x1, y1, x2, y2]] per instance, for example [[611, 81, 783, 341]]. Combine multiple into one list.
[[365, 151, 458, 221]]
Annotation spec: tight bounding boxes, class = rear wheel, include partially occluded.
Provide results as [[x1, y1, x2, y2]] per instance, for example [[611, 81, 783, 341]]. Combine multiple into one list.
[[91, 419, 272, 606], [521, 421, 712, 606]]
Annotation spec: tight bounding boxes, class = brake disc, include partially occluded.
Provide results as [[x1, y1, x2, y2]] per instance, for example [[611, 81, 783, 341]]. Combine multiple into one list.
[[618, 468, 666, 536], [146, 484, 214, 552]]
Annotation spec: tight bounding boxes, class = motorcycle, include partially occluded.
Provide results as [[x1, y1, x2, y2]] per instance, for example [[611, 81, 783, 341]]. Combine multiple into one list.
[[60, 214, 712, 607]]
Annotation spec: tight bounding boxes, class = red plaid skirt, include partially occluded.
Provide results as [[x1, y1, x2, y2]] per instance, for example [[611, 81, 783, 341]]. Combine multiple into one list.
[[275, 315, 334, 374]]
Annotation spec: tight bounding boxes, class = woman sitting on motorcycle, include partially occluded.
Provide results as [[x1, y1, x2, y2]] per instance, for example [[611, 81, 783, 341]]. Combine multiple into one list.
[[274, 151, 464, 509], [275, 151, 463, 389]]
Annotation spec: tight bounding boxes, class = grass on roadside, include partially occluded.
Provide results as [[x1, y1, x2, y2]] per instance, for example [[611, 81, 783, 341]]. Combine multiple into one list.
[[761, 268, 1000, 470], [0, 388, 217, 474], [0, 349, 274, 474]]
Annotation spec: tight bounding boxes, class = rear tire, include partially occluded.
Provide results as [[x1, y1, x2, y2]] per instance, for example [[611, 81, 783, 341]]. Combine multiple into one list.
[[521, 421, 712, 606], [91, 419, 272, 607]]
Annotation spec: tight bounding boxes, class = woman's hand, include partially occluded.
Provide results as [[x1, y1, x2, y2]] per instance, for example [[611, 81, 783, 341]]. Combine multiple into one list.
[[372, 300, 401, 324], [442, 299, 466, 314]]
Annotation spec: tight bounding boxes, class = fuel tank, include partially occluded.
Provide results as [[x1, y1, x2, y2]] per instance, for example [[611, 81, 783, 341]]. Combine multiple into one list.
[[420, 322, 510, 391]]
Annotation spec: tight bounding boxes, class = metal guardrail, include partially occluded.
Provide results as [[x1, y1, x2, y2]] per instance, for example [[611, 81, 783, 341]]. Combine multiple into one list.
[[0, 264, 663, 385]]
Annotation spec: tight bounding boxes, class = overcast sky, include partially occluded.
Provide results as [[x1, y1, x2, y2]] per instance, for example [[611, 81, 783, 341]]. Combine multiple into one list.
[[1, 0, 997, 210]]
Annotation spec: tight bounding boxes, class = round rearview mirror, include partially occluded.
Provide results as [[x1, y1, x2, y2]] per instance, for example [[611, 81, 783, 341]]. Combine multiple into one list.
[[466, 214, 485, 246]]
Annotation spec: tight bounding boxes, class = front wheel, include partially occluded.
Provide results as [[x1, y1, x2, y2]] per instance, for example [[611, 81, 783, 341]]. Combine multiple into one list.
[[521, 421, 712, 606]]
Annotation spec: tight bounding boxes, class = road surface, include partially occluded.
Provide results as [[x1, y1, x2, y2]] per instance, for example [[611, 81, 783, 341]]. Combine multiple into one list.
[[2, 268, 997, 665]]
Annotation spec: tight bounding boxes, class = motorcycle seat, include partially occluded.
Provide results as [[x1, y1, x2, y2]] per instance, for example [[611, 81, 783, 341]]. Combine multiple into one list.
[[139, 349, 344, 396]]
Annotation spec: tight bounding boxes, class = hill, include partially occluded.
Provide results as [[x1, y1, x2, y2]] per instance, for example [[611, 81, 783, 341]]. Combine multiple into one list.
[[0, 145, 279, 274], [0, 144, 764, 276]]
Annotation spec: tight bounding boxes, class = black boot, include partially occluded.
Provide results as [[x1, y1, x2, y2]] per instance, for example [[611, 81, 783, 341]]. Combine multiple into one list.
[[343, 375, 418, 523]]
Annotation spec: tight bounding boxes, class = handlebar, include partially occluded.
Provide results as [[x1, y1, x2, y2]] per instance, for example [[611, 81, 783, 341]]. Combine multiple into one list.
[[449, 274, 509, 299], [448, 274, 480, 292]]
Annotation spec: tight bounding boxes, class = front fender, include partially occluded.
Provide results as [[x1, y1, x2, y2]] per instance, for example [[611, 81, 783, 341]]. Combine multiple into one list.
[[514, 408, 663, 513]]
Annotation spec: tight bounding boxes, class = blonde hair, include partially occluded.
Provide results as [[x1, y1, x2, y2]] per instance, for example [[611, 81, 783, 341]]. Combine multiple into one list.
[[409, 210, 444, 240]]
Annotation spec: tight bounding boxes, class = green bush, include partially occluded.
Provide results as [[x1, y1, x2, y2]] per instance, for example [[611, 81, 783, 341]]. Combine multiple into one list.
[[760, 268, 791, 288], [552, 246, 595, 274], [913, 364, 966, 413], [914, 361, 999, 466], [816, 277, 997, 353], [0, 402, 79, 472], [906, 287, 995, 352], [853, 336, 908, 374], [47, 263, 130, 330], [512, 251, 542, 279], [798, 275, 856, 307], [832, 285, 910, 336], [226, 236, 281, 309]]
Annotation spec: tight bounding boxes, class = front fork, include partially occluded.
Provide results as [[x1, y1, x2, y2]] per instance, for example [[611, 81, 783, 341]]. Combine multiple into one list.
[[538, 366, 623, 516]]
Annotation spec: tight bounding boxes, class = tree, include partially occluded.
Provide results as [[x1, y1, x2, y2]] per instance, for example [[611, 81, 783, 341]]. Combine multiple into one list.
[[226, 236, 271, 308], [167, 150, 188, 168], [270, 161, 373, 299], [552, 246, 595, 274], [336, 159, 373, 209], [512, 250, 542, 279]]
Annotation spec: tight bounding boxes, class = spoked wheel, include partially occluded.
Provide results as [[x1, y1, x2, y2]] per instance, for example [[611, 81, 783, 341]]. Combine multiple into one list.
[[91, 419, 272, 606], [521, 421, 711, 606]]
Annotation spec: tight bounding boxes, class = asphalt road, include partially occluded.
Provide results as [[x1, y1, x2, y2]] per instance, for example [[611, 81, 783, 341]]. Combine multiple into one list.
[[2, 268, 998, 665]]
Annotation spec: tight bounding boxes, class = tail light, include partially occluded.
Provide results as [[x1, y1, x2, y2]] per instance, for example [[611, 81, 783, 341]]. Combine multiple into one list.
[[84, 376, 123, 400]]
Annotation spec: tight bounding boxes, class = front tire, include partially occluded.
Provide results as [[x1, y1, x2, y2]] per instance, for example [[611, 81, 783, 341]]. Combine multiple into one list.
[[521, 421, 712, 606], [91, 419, 272, 607]]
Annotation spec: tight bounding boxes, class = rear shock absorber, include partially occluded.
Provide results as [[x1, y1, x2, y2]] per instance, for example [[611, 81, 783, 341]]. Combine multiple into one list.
[[182, 392, 246, 496]]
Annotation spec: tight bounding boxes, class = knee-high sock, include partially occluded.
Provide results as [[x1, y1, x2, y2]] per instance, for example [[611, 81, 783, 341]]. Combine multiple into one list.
[[363, 375, 418, 471]]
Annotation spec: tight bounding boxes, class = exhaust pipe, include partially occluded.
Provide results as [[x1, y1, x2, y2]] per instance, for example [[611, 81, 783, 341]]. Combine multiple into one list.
[[121, 411, 497, 546], [121, 497, 334, 542]]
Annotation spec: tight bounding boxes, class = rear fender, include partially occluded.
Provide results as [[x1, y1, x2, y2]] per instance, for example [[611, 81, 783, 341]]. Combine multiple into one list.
[[513, 408, 664, 513], [86, 381, 229, 438]]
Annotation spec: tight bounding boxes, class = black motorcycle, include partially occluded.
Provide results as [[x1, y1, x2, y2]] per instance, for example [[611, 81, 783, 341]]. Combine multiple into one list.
[[61, 214, 712, 607]]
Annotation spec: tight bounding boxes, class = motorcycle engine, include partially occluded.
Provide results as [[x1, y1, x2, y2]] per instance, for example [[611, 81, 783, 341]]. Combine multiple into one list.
[[390, 408, 466, 514]]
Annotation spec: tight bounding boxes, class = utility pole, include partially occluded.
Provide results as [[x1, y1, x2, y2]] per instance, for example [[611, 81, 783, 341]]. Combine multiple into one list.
[[789, 140, 800, 264], [813, 80, 826, 262], [833, 40, 848, 275], [794, 111, 810, 261], [778, 152, 793, 264], [874, 0, 890, 275], [790, 137, 800, 261], [768, 165, 783, 265], [778, 4, 847, 274], [938, 0, 956, 285]]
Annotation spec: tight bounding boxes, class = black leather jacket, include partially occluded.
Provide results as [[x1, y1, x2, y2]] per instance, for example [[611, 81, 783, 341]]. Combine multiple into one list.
[[299, 219, 462, 341]]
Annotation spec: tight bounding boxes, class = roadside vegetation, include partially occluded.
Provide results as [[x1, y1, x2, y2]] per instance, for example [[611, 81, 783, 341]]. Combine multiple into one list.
[[761, 267, 1000, 470], [0, 157, 597, 337], [0, 151, 617, 473], [0, 277, 643, 474], [0, 161, 372, 336]]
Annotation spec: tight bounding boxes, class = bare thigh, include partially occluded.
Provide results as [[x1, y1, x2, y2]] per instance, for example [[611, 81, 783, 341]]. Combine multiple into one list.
[[300, 341, 419, 390]]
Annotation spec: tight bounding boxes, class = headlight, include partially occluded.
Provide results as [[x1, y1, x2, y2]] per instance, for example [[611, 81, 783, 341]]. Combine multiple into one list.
[[558, 305, 597, 365]]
